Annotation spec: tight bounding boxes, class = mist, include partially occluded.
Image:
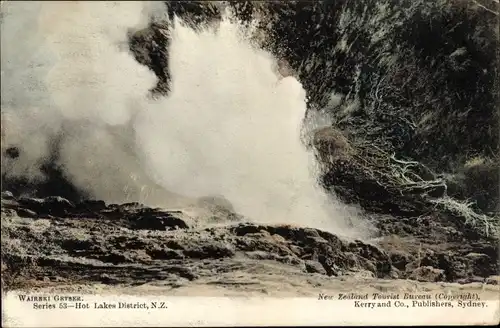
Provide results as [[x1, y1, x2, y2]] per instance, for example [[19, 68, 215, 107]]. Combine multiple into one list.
[[1, 1, 369, 238], [1, 1, 173, 205]]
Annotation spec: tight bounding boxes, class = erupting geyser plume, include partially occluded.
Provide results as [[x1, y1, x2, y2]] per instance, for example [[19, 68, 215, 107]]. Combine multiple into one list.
[[1, 1, 369, 238]]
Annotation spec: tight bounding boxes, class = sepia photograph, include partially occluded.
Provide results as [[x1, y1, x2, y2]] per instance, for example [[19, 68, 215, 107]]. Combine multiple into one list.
[[1, 0, 499, 326]]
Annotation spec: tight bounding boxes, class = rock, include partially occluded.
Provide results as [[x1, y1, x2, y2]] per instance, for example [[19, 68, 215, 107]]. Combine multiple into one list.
[[183, 243, 235, 259], [100, 273, 118, 284], [389, 251, 411, 271], [484, 275, 500, 285], [231, 224, 265, 236], [1, 191, 14, 200], [43, 196, 75, 215], [44, 196, 75, 207], [409, 266, 446, 282], [17, 197, 45, 210], [309, 127, 354, 169], [98, 251, 131, 264], [131, 212, 190, 231], [17, 196, 74, 216], [318, 255, 342, 277], [147, 248, 184, 260], [76, 200, 107, 212], [164, 266, 199, 281], [305, 260, 327, 275], [465, 252, 496, 277], [277, 255, 303, 267], [15, 208, 37, 218], [1, 208, 17, 217], [456, 276, 486, 284], [389, 268, 400, 279], [346, 240, 391, 266]]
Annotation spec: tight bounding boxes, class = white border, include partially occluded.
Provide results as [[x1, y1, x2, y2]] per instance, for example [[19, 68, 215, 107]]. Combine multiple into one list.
[[3, 292, 499, 327]]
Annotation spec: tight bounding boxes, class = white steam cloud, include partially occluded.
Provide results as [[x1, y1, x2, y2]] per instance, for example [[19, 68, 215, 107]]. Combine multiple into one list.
[[1, 1, 369, 238], [1, 1, 174, 205]]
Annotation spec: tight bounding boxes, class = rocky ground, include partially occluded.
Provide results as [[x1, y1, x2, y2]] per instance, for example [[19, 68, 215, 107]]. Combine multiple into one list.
[[1, 190, 498, 295]]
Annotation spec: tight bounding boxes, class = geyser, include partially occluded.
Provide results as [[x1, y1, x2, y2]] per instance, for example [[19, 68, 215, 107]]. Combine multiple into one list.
[[1, 1, 368, 238]]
